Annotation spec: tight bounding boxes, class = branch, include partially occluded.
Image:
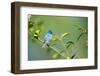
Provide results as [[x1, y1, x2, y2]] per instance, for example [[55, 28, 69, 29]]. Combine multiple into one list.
[[37, 38, 67, 59]]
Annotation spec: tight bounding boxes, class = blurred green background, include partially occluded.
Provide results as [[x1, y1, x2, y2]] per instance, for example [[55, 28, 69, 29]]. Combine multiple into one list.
[[28, 15, 88, 61]]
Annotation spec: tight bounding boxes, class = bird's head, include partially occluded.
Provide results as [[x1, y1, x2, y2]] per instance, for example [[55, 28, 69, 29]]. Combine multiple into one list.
[[48, 30, 53, 34]]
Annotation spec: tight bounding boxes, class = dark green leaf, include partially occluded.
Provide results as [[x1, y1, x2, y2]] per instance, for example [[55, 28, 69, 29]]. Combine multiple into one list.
[[73, 25, 85, 32], [28, 21, 34, 29], [77, 33, 84, 41], [37, 21, 44, 26], [66, 41, 74, 48], [71, 52, 77, 59]]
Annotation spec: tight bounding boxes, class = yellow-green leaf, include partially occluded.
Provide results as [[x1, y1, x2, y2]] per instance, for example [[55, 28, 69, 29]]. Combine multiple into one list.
[[35, 30, 40, 34], [52, 53, 60, 59], [52, 35, 59, 41], [61, 32, 69, 38], [67, 57, 70, 59]]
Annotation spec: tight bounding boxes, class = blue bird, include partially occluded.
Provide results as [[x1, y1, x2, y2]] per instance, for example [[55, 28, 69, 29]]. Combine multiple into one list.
[[42, 30, 53, 48]]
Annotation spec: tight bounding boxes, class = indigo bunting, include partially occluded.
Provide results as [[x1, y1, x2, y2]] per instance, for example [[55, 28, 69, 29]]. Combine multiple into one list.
[[42, 30, 53, 48]]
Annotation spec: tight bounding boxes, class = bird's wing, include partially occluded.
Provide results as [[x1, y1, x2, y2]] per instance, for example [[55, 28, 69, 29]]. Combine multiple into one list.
[[45, 34, 52, 41]]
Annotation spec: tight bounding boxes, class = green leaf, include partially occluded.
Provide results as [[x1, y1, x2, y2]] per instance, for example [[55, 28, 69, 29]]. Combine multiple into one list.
[[52, 35, 59, 41], [71, 52, 77, 59], [51, 35, 59, 46], [37, 20, 44, 26], [73, 25, 84, 30], [77, 33, 84, 41], [52, 53, 61, 59], [33, 30, 40, 39], [65, 41, 74, 48], [28, 21, 34, 29], [77, 27, 84, 31], [61, 32, 69, 38], [67, 57, 70, 59], [35, 30, 40, 34], [71, 54, 76, 59], [73, 25, 87, 33]]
